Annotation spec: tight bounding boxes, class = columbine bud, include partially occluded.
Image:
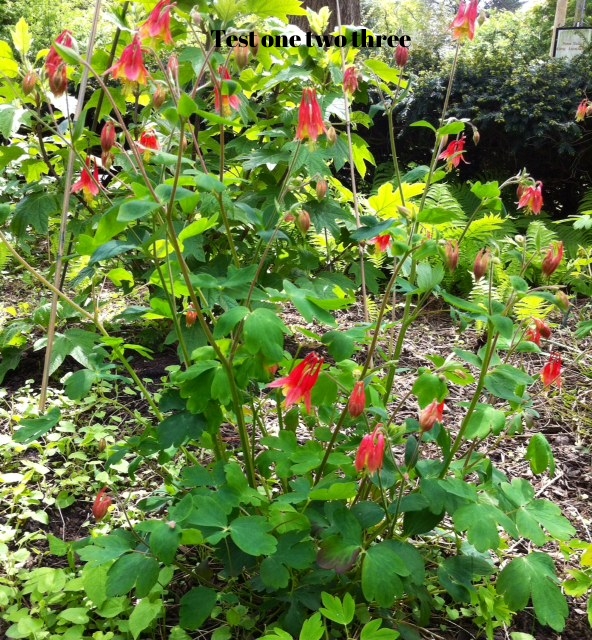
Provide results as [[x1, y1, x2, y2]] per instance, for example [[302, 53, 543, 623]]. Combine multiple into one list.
[[98, 438, 107, 452], [186, 307, 197, 328], [153, 84, 167, 108], [234, 44, 249, 70], [554, 290, 570, 313], [49, 63, 68, 97], [296, 210, 311, 234], [92, 487, 112, 521], [348, 381, 366, 418], [541, 241, 564, 278], [444, 240, 459, 272], [419, 400, 445, 433], [167, 55, 179, 85], [190, 7, 202, 25], [473, 248, 491, 281], [326, 126, 337, 144], [397, 205, 412, 219], [100, 121, 116, 153], [250, 33, 260, 56], [472, 128, 480, 146], [394, 44, 409, 68], [101, 151, 114, 169], [316, 178, 328, 200], [22, 71, 38, 95], [514, 234, 525, 245]]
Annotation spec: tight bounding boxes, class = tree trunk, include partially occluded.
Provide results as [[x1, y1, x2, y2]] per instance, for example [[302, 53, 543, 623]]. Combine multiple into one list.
[[291, 0, 361, 32]]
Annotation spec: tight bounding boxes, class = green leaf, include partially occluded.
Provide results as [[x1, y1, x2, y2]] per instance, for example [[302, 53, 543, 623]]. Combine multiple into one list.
[[229, 516, 277, 556], [11, 18, 32, 56], [90, 240, 139, 265], [361, 619, 400, 640], [409, 119, 437, 132], [465, 404, 506, 439], [106, 553, 160, 597], [320, 592, 355, 626], [178, 216, 219, 241], [453, 503, 512, 552], [0, 41, 19, 77], [317, 535, 361, 574], [12, 192, 59, 236], [129, 598, 162, 639], [490, 314, 514, 339], [214, 306, 249, 339], [321, 331, 355, 361], [148, 521, 181, 564], [13, 407, 61, 444], [525, 433, 555, 476], [179, 587, 217, 630], [65, 369, 99, 400], [350, 133, 375, 179], [362, 542, 409, 607], [117, 199, 161, 222], [497, 554, 568, 631], [243, 308, 286, 361], [299, 612, 325, 640], [177, 93, 198, 118], [58, 607, 89, 624], [412, 372, 447, 407], [245, 0, 306, 20], [157, 412, 206, 450], [365, 58, 405, 86], [438, 555, 493, 602], [437, 121, 465, 136], [416, 263, 444, 292]]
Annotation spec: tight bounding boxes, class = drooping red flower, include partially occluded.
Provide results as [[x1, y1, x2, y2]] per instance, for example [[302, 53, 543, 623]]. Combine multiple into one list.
[[369, 234, 392, 253], [139, 129, 160, 151], [395, 44, 410, 68], [355, 426, 385, 474], [296, 88, 326, 143], [268, 352, 324, 413], [139, 0, 174, 45], [517, 181, 543, 215], [473, 247, 490, 280], [419, 400, 445, 432], [45, 30, 76, 97], [186, 307, 197, 328], [71, 157, 100, 202], [541, 352, 562, 388], [526, 317, 552, 346], [444, 240, 459, 272], [92, 487, 113, 521], [348, 381, 366, 418], [100, 121, 117, 153], [575, 99, 591, 122], [343, 67, 359, 96], [109, 35, 150, 86], [452, 0, 479, 41], [439, 135, 468, 171], [214, 66, 240, 117], [541, 241, 564, 278]]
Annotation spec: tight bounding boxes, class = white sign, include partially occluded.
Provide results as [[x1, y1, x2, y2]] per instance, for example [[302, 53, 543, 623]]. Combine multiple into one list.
[[554, 28, 592, 59]]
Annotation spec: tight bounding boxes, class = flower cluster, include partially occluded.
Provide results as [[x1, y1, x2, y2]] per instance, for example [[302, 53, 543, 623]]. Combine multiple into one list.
[[268, 352, 324, 413], [139, 0, 174, 46], [541, 353, 562, 388]]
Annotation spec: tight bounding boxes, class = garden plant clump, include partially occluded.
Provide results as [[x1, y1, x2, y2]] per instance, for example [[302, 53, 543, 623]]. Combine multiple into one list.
[[1, 1, 592, 639]]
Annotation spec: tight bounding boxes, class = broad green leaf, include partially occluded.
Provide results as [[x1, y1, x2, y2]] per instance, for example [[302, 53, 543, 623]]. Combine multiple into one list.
[[179, 587, 217, 630], [299, 612, 325, 640], [368, 182, 424, 218], [13, 407, 61, 444], [148, 521, 181, 565], [245, 0, 306, 20], [321, 330, 355, 361], [90, 240, 139, 264], [0, 41, 19, 77], [213, 306, 249, 339], [129, 598, 162, 639], [453, 503, 513, 551], [157, 412, 206, 450], [317, 535, 361, 574], [490, 314, 514, 339], [12, 192, 59, 236], [11, 18, 32, 57], [106, 553, 160, 597], [320, 592, 355, 626], [365, 58, 405, 87], [82, 564, 109, 607], [229, 516, 277, 556], [416, 263, 444, 292], [438, 555, 493, 602], [65, 369, 99, 400], [525, 433, 556, 476], [117, 199, 161, 222], [21, 159, 49, 183], [497, 553, 568, 631], [178, 216, 218, 241], [361, 619, 400, 640], [412, 372, 447, 407], [58, 608, 89, 624], [243, 308, 287, 360], [350, 133, 375, 179], [410, 119, 437, 132], [177, 93, 198, 118], [465, 404, 506, 439], [107, 268, 134, 287], [362, 542, 409, 607]]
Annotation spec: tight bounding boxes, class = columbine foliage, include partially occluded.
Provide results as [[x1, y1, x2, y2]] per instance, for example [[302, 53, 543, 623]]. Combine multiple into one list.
[[0, 1, 588, 639]]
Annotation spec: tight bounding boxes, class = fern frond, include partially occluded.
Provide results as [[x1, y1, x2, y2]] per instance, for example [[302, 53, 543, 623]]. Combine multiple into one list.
[[424, 183, 467, 225], [514, 295, 554, 322], [526, 220, 557, 254], [464, 213, 511, 243], [0, 240, 11, 271]]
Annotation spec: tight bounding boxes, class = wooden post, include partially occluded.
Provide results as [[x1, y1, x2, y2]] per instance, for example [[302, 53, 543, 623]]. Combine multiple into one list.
[[574, 0, 586, 25], [550, 0, 569, 56]]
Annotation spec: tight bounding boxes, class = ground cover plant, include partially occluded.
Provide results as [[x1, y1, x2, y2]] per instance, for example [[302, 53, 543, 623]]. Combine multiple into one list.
[[1, 1, 592, 639]]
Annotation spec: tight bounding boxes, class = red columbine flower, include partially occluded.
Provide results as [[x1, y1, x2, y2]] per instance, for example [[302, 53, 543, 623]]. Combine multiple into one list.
[[395, 44, 410, 68], [541, 352, 562, 388], [517, 181, 543, 215], [71, 158, 100, 202], [444, 240, 459, 272], [214, 66, 240, 117], [296, 88, 326, 143], [92, 487, 113, 521], [473, 247, 490, 280], [575, 99, 591, 122], [419, 400, 445, 432], [369, 234, 392, 253], [109, 35, 149, 87], [348, 381, 366, 418], [139, 129, 160, 160], [439, 135, 468, 171], [100, 121, 117, 153], [268, 352, 324, 413], [186, 306, 197, 328], [541, 241, 564, 278], [343, 67, 359, 96], [139, 0, 174, 46], [45, 30, 76, 97], [452, 0, 479, 41], [355, 426, 385, 474], [526, 317, 552, 346]]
